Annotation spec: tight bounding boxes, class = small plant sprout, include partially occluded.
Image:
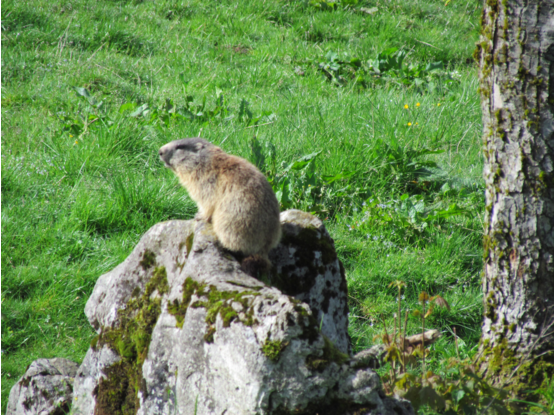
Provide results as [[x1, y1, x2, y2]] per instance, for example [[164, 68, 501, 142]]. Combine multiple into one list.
[[388, 280, 406, 344], [413, 292, 450, 385], [375, 281, 414, 392], [453, 326, 460, 360], [511, 374, 554, 414]]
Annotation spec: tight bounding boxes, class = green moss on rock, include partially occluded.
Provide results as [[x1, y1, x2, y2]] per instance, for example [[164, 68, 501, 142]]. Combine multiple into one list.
[[149, 267, 169, 296], [196, 285, 261, 340], [91, 334, 100, 349], [204, 326, 216, 343], [185, 233, 194, 257], [93, 265, 169, 415], [167, 277, 206, 328], [262, 338, 287, 362], [94, 361, 139, 415], [168, 277, 260, 340], [139, 250, 156, 270], [306, 335, 349, 372]]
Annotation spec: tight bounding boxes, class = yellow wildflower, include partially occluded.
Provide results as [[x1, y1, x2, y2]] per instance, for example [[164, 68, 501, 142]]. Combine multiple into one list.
[[75, 140, 79, 145], [404, 104, 409, 109], [407, 122, 412, 126], [437, 103, 441, 106], [416, 103, 421, 107]]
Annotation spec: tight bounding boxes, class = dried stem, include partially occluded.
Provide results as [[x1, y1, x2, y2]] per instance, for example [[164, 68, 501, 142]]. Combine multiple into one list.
[[422, 300, 426, 385], [454, 326, 460, 361], [401, 310, 409, 374], [381, 315, 396, 384], [397, 285, 402, 343]]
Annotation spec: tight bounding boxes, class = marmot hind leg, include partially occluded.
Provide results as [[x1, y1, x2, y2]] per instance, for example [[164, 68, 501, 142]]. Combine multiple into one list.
[[220, 247, 270, 280], [240, 254, 271, 280]]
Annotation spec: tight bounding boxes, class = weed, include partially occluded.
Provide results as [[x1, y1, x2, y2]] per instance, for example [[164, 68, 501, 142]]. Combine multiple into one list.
[[309, 0, 359, 11], [351, 193, 470, 248], [250, 135, 361, 215], [308, 48, 458, 92], [511, 375, 554, 414], [70, 86, 275, 132], [375, 285, 516, 414]]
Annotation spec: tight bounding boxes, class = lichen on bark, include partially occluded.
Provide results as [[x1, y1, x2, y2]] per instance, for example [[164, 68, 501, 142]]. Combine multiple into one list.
[[476, 0, 554, 400]]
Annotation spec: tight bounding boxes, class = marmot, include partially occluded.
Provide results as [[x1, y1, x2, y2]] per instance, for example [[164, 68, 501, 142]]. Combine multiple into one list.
[[159, 138, 281, 270]]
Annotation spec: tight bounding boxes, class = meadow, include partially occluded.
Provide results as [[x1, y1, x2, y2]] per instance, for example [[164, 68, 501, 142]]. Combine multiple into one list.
[[2, 0, 485, 413]]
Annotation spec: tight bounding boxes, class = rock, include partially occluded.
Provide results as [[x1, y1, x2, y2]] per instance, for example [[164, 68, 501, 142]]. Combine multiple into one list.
[[6, 358, 79, 415], [71, 210, 414, 415], [350, 345, 387, 370], [269, 210, 351, 355], [72, 345, 121, 415]]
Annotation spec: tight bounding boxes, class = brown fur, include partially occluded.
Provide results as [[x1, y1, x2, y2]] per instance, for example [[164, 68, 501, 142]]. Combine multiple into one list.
[[159, 138, 281, 261], [238, 254, 271, 279]]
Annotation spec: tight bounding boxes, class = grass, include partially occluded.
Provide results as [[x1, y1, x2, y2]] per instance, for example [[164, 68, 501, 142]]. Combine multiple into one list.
[[2, 0, 486, 413]]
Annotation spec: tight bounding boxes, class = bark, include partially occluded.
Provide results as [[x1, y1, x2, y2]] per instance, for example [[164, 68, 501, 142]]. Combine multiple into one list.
[[475, 0, 554, 394]]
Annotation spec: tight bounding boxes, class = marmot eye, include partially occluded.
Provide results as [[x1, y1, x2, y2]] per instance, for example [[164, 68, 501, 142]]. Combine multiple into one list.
[[175, 144, 197, 153]]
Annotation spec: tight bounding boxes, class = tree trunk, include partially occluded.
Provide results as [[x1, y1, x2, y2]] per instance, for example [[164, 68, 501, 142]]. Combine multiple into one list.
[[475, 0, 554, 396]]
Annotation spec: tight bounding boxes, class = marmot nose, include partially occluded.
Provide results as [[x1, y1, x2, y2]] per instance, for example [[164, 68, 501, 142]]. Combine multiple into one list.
[[159, 148, 170, 165]]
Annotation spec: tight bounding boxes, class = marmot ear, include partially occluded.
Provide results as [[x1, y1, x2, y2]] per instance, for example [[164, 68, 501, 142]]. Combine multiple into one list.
[[195, 142, 205, 151]]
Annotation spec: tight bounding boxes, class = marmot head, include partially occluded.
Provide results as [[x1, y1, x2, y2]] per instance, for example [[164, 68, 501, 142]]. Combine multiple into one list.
[[159, 138, 218, 174]]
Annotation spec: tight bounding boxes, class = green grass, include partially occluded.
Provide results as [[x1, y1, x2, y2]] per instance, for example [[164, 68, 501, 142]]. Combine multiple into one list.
[[2, 0, 485, 413]]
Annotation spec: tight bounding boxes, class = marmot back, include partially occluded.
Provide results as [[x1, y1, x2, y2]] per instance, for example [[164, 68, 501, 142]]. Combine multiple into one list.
[[159, 138, 281, 260]]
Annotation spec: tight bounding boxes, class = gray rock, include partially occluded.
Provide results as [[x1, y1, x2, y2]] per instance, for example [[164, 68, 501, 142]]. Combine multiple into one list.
[[6, 358, 79, 415], [71, 210, 414, 415], [71, 345, 121, 415], [269, 210, 351, 355], [350, 345, 387, 370]]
